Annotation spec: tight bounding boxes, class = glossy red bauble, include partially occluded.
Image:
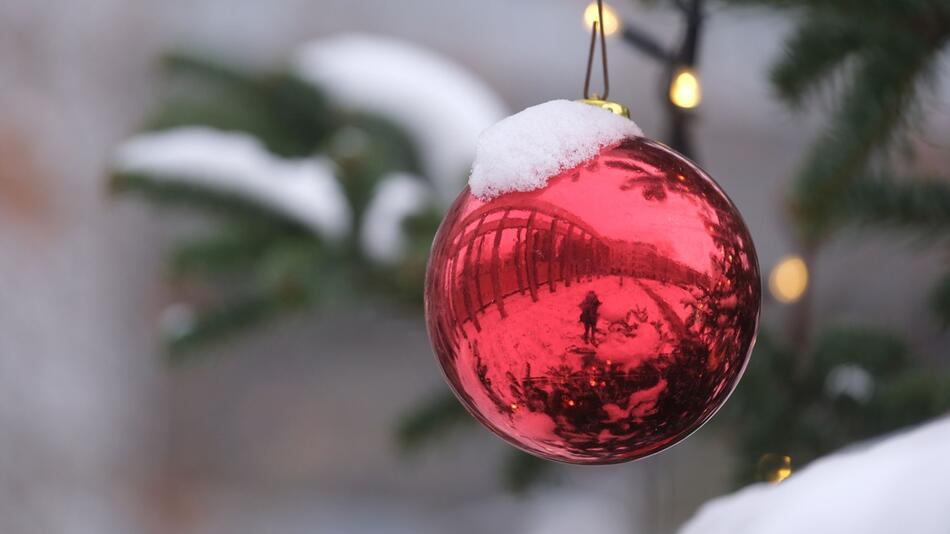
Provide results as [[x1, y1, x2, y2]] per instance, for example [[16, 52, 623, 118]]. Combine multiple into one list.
[[425, 137, 760, 464]]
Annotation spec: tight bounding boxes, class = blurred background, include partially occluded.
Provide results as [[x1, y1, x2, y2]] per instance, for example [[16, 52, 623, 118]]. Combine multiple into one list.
[[1, 0, 949, 533]]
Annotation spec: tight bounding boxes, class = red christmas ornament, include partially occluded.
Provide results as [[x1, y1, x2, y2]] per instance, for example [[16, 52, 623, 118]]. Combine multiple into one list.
[[425, 134, 760, 464]]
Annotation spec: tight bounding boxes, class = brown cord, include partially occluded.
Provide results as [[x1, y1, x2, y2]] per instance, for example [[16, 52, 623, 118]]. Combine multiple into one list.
[[583, 0, 610, 99]]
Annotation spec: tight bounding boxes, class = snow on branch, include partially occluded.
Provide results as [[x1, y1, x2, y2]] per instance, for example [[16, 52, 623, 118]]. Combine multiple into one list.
[[361, 173, 433, 264], [294, 33, 507, 203], [113, 127, 351, 241]]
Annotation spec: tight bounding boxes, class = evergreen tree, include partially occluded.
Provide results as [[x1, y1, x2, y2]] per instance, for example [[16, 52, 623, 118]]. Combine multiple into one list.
[[715, 0, 950, 483], [111, 50, 442, 360]]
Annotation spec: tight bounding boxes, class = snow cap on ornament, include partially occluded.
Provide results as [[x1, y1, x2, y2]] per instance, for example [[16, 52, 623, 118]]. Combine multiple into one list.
[[469, 99, 642, 200]]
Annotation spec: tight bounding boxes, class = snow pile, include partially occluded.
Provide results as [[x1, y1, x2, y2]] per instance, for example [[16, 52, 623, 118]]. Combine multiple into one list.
[[360, 173, 433, 264], [113, 127, 351, 241], [679, 415, 950, 534], [469, 100, 642, 200], [294, 34, 507, 203]]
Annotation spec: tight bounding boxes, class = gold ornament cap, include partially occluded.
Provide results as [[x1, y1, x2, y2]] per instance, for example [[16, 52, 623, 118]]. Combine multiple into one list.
[[577, 98, 630, 118]]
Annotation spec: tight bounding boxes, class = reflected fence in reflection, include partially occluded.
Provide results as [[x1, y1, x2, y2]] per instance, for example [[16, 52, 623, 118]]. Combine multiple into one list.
[[440, 196, 713, 336]]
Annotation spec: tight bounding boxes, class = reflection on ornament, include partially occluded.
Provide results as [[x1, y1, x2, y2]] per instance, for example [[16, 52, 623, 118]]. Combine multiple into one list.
[[425, 137, 760, 463], [769, 255, 808, 304], [758, 453, 793, 483], [583, 2, 620, 36], [669, 68, 702, 110]]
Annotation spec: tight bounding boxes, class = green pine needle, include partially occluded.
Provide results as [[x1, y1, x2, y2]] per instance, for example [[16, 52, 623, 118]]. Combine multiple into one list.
[[395, 390, 472, 452], [791, 36, 942, 238], [930, 272, 950, 327], [842, 178, 950, 234], [502, 450, 552, 493], [166, 293, 285, 363], [153, 51, 337, 157], [769, 16, 870, 107]]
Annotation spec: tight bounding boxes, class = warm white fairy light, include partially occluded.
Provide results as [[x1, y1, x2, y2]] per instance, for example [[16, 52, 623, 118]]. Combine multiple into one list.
[[758, 453, 793, 484], [669, 67, 702, 109], [583, 2, 620, 36], [769, 255, 809, 304]]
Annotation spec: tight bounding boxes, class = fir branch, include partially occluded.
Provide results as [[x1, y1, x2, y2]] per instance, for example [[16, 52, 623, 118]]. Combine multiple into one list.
[[769, 16, 870, 107], [869, 369, 950, 429], [395, 390, 472, 452], [162, 51, 259, 89], [502, 450, 552, 493], [842, 177, 950, 233], [171, 233, 277, 277], [332, 113, 425, 219], [165, 237, 348, 357], [255, 238, 343, 302], [808, 325, 908, 379], [719, 0, 941, 14], [621, 23, 674, 63], [930, 271, 950, 327], [154, 52, 336, 157], [166, 292, 286, 362], [363, 208, 443, 307], [790, 36, 943, 239], [168, 243, 356, 355]]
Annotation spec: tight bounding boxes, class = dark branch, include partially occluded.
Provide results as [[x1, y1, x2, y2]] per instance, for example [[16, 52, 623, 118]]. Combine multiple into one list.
[[621, 23, 674, 63]]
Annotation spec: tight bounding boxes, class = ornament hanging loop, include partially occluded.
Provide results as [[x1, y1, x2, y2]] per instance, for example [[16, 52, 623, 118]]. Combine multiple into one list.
[[579, 1, 628, 117], [583, 0, 610, 100]]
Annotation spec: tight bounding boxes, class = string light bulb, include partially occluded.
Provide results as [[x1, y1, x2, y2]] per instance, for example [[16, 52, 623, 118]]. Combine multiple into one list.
[[583, 2, 620, 36], [769, 255, 809, 304], [758, 454, 793, 484], [669, 67, 702, 109]]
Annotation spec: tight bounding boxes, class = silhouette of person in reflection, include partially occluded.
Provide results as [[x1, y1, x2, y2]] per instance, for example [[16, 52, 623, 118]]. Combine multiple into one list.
[[579, 291, 602, 344]]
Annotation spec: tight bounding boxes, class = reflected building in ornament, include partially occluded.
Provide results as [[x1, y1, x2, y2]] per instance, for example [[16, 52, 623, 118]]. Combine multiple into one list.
[[426, 137, 760, 464]]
